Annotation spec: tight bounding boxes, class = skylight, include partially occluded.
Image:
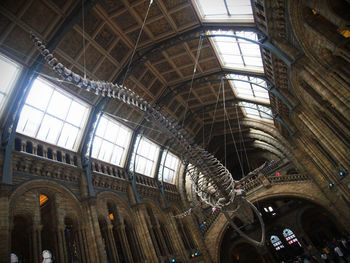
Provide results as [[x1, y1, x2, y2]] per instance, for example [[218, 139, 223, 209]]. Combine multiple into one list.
[[228, 74, 270, 103], [130, 136, 160, 177], [91, 115, 132, 167], [0, 54, 21, 112], [210, 30, 264, 73], [193, 0, 254, 23], [158, 151, 180, 184], [17, 77, 90, 150], [239, 101, 273, 120]]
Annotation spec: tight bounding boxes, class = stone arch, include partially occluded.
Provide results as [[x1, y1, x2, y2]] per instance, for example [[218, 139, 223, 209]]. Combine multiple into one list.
[[208, 190, 342, 262], [9, 179, 83, 224], [142, 198, 166, 220], [96, 191, 134, 225]]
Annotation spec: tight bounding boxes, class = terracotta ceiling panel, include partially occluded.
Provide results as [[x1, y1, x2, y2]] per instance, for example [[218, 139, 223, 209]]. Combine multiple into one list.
[[94, 24, 117, 50], [78, 10, 102, 37], [0, 16, 11, 36], [154, 61, 174, 73], [145, 54, 163, 66], [49, 0, 68, 10], [140, 70, 155, 87], [163, 0, 188, 11], [0, 0, 26, 15], [110, 39, 130, 64], [113, 10, 138, 31], [171, 53, 193, 67], [2, 26, 33, 61], [94, 58, 117, 81], [58, 29, 83, 59], [99, 0, 125, 15], [171, 6, 198, 28], [134, 1, 162, 19], [127, 30, 150, 45], [175, 105, 185, 117], [77, 45, 102, 72], [162, 71, 180, 82], [168, 99, 179, 112], [21, 0, 56, 34], [199, 59, 220, 72], [147, 18, 174, 37], [149, 79, 164, 96], [166, 45, 186, 57]]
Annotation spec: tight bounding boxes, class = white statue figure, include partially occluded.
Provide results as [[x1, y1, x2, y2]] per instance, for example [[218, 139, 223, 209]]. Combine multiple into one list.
[[42, 250, 52, 263], [10, 253, 18, 263]]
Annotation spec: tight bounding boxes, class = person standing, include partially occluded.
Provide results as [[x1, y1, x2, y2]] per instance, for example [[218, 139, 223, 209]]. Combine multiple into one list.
[[334, 245, 348, 263]]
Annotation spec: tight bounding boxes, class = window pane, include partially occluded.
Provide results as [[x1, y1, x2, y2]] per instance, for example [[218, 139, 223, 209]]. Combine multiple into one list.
[[47, 90, 71, 119], [37, 115, 63, 144], [91, 115, 132, 166], [91, 136, 102, 158], [26, 79, 53, 111], [194, 0, 253, 22], [99, 140, 114, 162], [17, 105, 44, 136], [131, 135, 160, 177], [66, 101, 88, 126], [17, 77, 90, 151], [0, 54, 20, 94], [57, 123, 79, 149]]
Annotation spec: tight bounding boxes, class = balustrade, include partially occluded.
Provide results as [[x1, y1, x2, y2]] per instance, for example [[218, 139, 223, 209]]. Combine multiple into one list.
[[14, 134, 79, 167]]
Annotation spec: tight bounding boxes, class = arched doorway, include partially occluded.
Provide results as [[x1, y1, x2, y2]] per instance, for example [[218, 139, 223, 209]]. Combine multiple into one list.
[[232, 242, 264, 263], [11, 215, 32, 262], [301, 206, 342, 250]]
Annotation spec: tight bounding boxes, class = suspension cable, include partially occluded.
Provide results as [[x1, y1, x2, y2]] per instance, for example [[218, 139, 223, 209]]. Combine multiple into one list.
[[222, 78, 245, 176], [235, 104, 251, 173], [121, 0, 153, 87], [181, 35, 203, 129]]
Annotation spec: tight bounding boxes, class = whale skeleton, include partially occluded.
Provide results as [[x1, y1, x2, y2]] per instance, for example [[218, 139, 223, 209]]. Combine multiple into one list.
[[31, 33, 265, 247]]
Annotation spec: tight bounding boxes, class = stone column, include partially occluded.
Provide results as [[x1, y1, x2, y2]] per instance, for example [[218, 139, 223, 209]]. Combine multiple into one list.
[[56, 225, 67, 263], [117, 224, 133, 262], [132, 204, 158, 262], [166, 214, 188, 261], [77, 227, 88, 263], [0, 185, 11, 263], [81, 198, 107, 263], [106, 225, 119, 263], [32, 224, 42, 263], [154, 223, 169, 255]]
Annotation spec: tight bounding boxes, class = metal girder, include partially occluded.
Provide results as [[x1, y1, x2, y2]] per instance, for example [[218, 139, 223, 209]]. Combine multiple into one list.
[[1, 0, 99, 185], [81, 97, 110, 197], [115, 25, 260, 83], [157, 70, 265, 107]]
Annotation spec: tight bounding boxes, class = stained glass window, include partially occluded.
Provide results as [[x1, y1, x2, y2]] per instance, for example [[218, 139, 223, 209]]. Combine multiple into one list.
[[270, 235, 285, 250], [283, 229, 301, 246]]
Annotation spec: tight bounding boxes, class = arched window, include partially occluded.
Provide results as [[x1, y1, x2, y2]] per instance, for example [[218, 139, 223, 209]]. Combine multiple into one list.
[[283, 229, 301, 246], [270, 235, 284, 250]]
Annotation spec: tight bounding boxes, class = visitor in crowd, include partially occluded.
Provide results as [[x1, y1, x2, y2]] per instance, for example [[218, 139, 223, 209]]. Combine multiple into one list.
[[334, 242, 348, 263]]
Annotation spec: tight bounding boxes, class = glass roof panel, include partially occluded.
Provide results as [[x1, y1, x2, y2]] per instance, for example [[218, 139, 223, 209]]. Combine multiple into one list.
[[193, 0, 253, 23], [211, 30, 264, 73], [239, 101, 273, 120], [228, 74, 270, 104]]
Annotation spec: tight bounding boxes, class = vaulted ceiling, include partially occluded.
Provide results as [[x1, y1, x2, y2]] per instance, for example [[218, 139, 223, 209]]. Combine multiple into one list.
[[0, 0, 292, 179]]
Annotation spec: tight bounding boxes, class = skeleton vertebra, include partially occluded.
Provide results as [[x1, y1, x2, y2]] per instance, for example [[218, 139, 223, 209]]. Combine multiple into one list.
[[31, 34, 265, 246]]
